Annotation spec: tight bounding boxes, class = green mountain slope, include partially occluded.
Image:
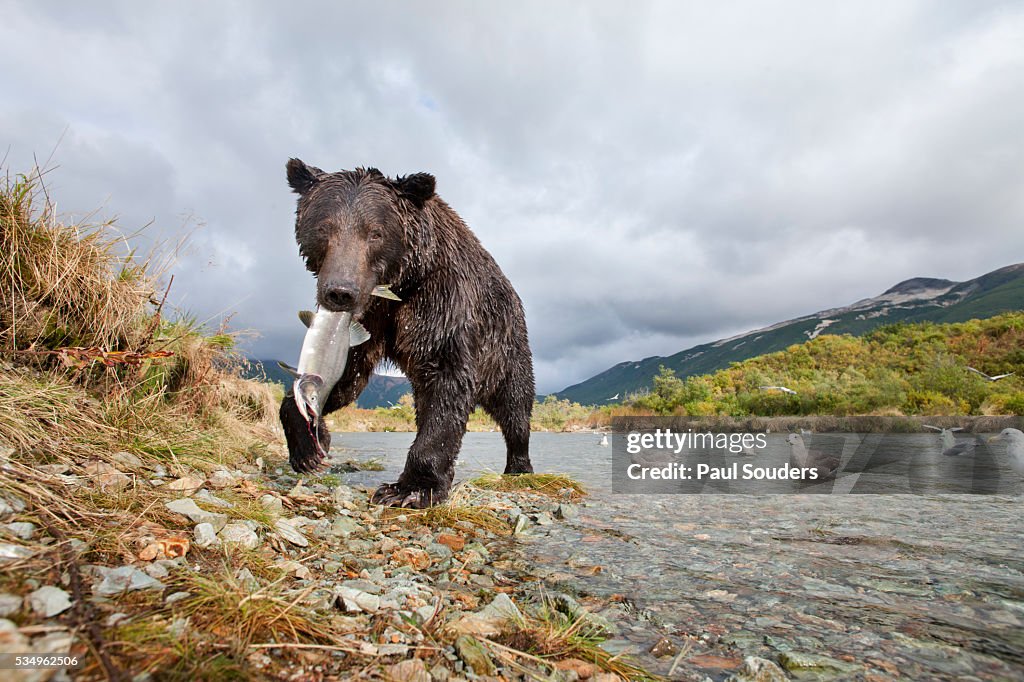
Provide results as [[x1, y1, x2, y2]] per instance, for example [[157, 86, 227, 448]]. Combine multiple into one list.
[[556, 263, 1024, 405]]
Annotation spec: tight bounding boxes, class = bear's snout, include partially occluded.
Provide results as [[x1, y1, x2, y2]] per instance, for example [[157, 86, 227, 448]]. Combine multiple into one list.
[[320, 280, 360, 313]]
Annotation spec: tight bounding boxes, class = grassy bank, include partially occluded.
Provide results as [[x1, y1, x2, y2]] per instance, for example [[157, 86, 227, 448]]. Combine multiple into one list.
[[0, 171, 649, 681]]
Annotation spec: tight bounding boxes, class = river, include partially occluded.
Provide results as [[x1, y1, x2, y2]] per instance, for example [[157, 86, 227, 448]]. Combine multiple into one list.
[[330, 431, 1024, 680]]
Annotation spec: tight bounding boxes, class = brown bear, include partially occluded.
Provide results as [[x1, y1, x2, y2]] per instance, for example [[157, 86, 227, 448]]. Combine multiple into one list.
[[279, 159, 534, 507]]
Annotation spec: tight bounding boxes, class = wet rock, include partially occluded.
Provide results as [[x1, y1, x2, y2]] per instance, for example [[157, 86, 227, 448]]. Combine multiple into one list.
[[512, 514, 530, 534], [725, 656, 789, 682], [451, 593, 522, 637], [208, 470, 236, 489], [166, 476, 204, 494], [554, 504, 579, 520], [387, 658, 431, 682], [394, 547, 431, 570], [165, 498, 228, 531], [28, 586, 73, 617], [193, 488, 233, 508], [0, 543, 34, 562], [3, 522, 36, 540], [274, 519, 309, 547], [534, 511, 554, 526], [0, 593, 21, 617], [193, 523, 221, 549], [94, 566, 165, 596], [455, 635, 496, 676], [218, 523, 260, 550], [649, 636, 678, 658], [778, 651, 861, 675], [436, 532, 466, 551]]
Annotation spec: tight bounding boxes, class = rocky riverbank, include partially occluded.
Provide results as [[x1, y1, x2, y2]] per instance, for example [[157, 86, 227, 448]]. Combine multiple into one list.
[[0, 446, 655, 681]]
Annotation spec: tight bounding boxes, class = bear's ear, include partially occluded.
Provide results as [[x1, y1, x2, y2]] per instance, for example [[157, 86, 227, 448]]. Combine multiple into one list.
[[287, 158, 324, 195], [392, 173, 436, 207]]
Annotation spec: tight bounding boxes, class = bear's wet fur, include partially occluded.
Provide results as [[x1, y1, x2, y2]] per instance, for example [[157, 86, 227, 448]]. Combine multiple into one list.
[[280, 159, 534, 507]]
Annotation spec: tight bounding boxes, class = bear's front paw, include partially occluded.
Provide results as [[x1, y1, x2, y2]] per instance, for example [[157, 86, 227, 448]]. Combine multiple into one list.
[[371, 482, 448, 509]]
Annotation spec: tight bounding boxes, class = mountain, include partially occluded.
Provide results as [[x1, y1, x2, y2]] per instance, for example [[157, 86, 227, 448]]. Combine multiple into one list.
[[555, 263, 1024, 405], [244, 360, 411, 409]]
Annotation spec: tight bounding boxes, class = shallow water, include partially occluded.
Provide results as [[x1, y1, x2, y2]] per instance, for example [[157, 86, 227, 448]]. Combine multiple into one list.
[[330, 432, 1024, 680]]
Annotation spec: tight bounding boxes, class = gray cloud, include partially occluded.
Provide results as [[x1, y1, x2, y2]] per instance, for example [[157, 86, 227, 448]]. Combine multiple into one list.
[[2, 1, 1022, 393]]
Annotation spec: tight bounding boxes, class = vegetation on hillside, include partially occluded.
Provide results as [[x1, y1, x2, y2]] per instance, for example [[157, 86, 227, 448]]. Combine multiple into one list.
[[628, 315, 1024, 416]]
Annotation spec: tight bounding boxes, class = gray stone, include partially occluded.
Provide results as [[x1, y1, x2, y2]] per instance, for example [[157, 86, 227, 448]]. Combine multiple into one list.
[[164, 498, 228, 531], [193, 522, 221, 548], [111, 451, 143, 469], [235, 568, 259, 591], [274, 519, 309, 547], [330, 516, 360, 537], [144, 563, 169, 579], [725, 656, 789, 682], [454, 635, 496, 676], [0, 592, 22, 617], [554, 504, 579, 520], [259, 494, 284, 514], [28, 586, 73, 617], [3, 522, 36, 540], [218, 523, 260, 550], [94, 566, 165, 596], [208, 470, 236, 489], [165, 591, 191, 605], [334, 586, 381, 613], [426, 542, 453, 562], [0, 543, 34, 562], [193, 488, 233, 508], [534, 511, 554, 526]]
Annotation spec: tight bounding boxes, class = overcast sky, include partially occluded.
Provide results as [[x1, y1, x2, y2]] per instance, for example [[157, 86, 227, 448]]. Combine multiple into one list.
[[3, 1, 1023, 393]]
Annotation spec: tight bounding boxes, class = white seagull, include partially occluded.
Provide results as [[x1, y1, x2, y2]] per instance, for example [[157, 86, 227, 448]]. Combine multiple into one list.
[[967, 367, 1015, 382], [923, 424, 974, 457], [607, 393, 620, 401], [787, 433, 840, 480], [599, 434, 609, 447], [759, 385, 797, 395], [988, 428, 1024, 476]]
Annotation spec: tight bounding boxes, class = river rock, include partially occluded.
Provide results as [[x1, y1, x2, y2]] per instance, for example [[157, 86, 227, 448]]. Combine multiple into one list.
[[725, 656, 789, 682], [259, 494, 284, 514], [193, 523, 220, 549], [334, 586, 380, 613], [164, 498, 228, 531], [218, 523, 259, 550], [0, 543, 34, 563], [194, 488, 233, 508], [274, 519, 309, 547], [554, 503, 579, 520], [778, 651, 860, 674], [93, 566, 165, 596], [27, 586, 73, 617], [166, 476, 204, 494], [436, 532, 465, 551], [111, 451, 143, 469], [208, 470, 236, 489], [386, 657, 431, 682], [3, 522, 36, 540], [84, 461, 131, 492], [0, 593, 21, 617]]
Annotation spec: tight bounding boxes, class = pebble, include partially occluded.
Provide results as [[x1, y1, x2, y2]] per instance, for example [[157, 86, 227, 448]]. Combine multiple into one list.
[[165, 591, 191, 605], [274, 519, 309, 547], [165, 498, 228, 531], [111, 451, 143, 469], [193, 488, 233, 508], [166, 476, 204, 494], [83, 461, 131, 491], [335, 586, 381, 613], [259, 494, 284, 514], [208, 470, 236, 489], [0, 543, 34, 562], [27, 585, 73, 617], [0, 592, 21, 617], [3, 522, 36, 540], [193, 523, 221, 548], [218, 523, 260, 550], [93, 566, 165, 596]]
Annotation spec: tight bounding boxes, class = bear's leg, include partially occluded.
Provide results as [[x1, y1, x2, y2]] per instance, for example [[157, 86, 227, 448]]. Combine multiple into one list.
[[481, 379, 534, 475], [371, 376, 475, 508]]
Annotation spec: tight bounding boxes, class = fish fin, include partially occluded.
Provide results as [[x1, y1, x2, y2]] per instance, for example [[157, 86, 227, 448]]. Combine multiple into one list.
[[276, 361, 300, 378], [349, 321, 371, 346], [298, 310, 316, 328], [371, 284, 401, 301]]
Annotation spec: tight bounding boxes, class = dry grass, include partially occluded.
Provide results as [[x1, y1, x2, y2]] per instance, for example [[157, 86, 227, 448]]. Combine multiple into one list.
[[470, 472, 587, 502]]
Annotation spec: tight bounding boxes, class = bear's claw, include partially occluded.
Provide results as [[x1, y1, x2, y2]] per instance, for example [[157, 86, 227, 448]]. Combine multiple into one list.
[[371, 482, 446, 509]]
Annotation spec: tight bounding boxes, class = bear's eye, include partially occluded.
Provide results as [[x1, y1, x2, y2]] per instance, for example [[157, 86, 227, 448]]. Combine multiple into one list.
[[368, 227, 384, 242]]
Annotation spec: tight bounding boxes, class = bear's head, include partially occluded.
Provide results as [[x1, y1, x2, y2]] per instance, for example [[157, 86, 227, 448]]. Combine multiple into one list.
[[286, 158, 435, 316]]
